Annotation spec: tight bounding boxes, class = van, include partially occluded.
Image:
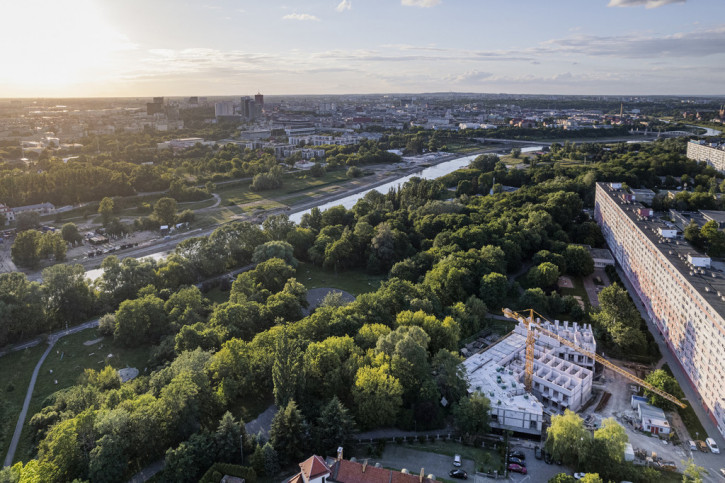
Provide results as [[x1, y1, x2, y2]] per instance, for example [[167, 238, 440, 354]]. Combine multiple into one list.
[[706, 438, 720, 454], [453, 454, 461, 467], [688, 440, 697, 451]]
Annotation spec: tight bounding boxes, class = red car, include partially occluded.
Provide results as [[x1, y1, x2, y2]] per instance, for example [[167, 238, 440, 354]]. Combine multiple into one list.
[[508, 463, 527, 475]]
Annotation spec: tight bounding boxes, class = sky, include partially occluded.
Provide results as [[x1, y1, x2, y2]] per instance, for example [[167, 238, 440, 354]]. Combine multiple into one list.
[[0, 0, 724, 97]]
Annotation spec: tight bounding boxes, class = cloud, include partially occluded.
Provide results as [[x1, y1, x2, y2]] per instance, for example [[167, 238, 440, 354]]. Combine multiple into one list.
[[401, 0, 441, 7], [283, 13, 320, 21], [540, 25, 725, 58], [607, 0, 685, 8], [336, 0, 351, 12]]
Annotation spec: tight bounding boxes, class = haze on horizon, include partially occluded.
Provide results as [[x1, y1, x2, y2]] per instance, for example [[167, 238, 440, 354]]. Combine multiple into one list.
[[1, 0, 724, 98]]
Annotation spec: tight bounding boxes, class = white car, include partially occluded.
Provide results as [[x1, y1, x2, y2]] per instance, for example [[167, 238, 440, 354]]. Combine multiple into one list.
[[706, 437, 720, 454], [453, 454, 461, 467], [574, 473, 586, 480]]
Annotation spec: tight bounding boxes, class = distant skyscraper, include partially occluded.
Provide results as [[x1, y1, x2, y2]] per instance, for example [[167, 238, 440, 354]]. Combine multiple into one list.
[[153, 97, 164, 105], [241, 96, 255, 121], [255, 92, 264, 107]]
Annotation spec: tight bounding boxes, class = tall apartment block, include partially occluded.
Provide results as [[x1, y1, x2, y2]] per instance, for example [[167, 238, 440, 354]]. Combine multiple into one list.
[[595, 182, 725, 437], [687, 140, 725, 172]]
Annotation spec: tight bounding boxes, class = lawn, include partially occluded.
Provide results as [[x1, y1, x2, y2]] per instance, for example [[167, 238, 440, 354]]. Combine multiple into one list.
[[12, 329, 153, 463], [0, 344, 47, 459], [403, 440, 504, 473], [296, 263, 385, 296], [559, 275, 588, 301]]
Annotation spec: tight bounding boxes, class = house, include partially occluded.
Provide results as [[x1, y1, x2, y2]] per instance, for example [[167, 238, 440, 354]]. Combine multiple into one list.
[[636, 402, 671, 436], [588, 247, 615, 268], [289, 451, 440, 483]]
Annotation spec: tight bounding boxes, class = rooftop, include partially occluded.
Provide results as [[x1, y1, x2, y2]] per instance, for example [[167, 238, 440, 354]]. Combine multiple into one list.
[[599, 182, 725, 314]]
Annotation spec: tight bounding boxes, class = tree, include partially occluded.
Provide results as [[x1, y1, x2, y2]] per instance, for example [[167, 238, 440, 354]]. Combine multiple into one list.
[[154, 197, 178, 226], [88, 434, 128, 483], [0, 272, 46, 346], [564, 245, 594, 276], [643, 369, 684, 410], [61, 223, 83, 246], [114, 294, 168, 346], [353, 364, 403, 429], [548, 475, 576, 483], [269, 400, 307, 466], [310, 162, 326, 177], [479, 272, 508, 309], [262, 442, 280, 476], [263, 214, 294, 240], [511, 147, 521, 158], [11, 229, 41, 267], [527, 262, 560, 288], [432, 349, 468, 405], [579, 475, 603, 483], [252, 240, 298, 267], [214, 411, 245, 463], [545, 410, 590, 467], [452, 392, 491, 435], [700, 220, 725, 257], [42, 264, 94, 326], [99, 197, 114, 226], [682, 458, 708, 483], [590, 284, 645, 353], [684, 221, 704, 249], [315, 397, 355, 453], [272, 325, 302, 408], [38, 231, 67, 261]]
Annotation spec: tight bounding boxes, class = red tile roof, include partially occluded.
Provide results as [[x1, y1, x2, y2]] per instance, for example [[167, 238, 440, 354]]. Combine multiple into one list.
[[289, 473, 304, 483], [300, 455, 331, 481], [330, 459, 439, 483]]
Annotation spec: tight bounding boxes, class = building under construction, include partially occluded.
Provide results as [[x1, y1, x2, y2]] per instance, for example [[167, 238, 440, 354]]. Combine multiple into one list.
[[462, 319, 596, 435]]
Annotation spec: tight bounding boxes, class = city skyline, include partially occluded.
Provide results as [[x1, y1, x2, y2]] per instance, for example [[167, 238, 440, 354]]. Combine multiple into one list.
[[1, 0, 725, 97]]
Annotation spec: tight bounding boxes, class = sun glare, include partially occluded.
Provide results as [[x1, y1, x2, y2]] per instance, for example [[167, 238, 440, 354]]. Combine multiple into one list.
[[0, 0, 133, 91]]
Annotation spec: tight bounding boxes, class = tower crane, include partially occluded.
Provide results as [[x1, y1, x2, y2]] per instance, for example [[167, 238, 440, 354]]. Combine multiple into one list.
[[502, 308, 686, 409]]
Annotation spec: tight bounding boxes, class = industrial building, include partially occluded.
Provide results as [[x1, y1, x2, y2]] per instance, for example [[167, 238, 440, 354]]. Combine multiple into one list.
[[595, 182, 725, 438], [462, 320, 595, 435]]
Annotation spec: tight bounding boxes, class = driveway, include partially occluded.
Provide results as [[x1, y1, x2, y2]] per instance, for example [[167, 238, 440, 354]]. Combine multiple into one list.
[[505, 444, 568, 482]]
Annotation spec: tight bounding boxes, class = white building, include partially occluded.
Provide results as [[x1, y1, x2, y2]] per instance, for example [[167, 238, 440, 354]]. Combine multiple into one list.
[[687, 140, 725, 172], [214, 101, 235, 118], [463, 319, 595, 435], [595, 182, 725, 438]]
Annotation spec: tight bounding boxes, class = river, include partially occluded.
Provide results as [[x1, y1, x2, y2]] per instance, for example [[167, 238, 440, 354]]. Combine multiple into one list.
[[289, 148, 542, 224]]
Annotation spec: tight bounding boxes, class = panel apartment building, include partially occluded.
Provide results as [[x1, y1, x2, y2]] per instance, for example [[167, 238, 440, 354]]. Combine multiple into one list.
[[595, 182, 725, 437], [687, 140, 725, 172]]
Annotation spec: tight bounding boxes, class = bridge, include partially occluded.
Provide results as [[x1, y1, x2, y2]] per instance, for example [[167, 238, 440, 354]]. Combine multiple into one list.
[[629, 129, 694, 138]]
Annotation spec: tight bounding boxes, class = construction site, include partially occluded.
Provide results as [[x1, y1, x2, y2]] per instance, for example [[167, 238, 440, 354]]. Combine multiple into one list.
[[462, 309, 696, 473]]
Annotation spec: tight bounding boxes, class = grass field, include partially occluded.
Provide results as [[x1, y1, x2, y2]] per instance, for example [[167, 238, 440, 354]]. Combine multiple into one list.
[[296, 263, 385, 296], [12, 329, 152, 463], [0, 344, 47, 460]]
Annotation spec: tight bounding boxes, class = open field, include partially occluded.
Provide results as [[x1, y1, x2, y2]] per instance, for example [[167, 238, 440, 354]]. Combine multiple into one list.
[[296, 263, 385, 296], [11, 329, 152, 463]]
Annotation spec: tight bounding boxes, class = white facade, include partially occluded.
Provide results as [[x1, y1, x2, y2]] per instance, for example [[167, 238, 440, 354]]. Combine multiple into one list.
[[214, 101, 234, 118], [595, 182, 725, 438], [687, 140, 725, 172]]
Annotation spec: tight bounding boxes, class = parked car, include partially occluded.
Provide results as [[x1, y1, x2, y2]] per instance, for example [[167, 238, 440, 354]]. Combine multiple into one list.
[[688, 440, 697, 451], [534, 446, 543, 460], [509, 450, 525, 460], [573, 473, 587, 480], [507, 463, 527, 475], [544, 449, 553, 464], [449, 469, 467, 480], [453, 454, 461, 467], [696, 440, 709, 452], [508, 457, 526, 467], [706, 438, 720, 454]]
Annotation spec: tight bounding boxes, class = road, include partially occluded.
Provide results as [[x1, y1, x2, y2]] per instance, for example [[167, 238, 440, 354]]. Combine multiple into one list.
[[616, 266, 725, 482]]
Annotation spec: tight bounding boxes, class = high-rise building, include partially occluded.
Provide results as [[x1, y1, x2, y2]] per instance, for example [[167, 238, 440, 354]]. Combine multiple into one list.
[[595, 182, 725, 438], [214, 101, 234, 118], [254, 92, 264, 107], [241, 96, 255, 120]]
